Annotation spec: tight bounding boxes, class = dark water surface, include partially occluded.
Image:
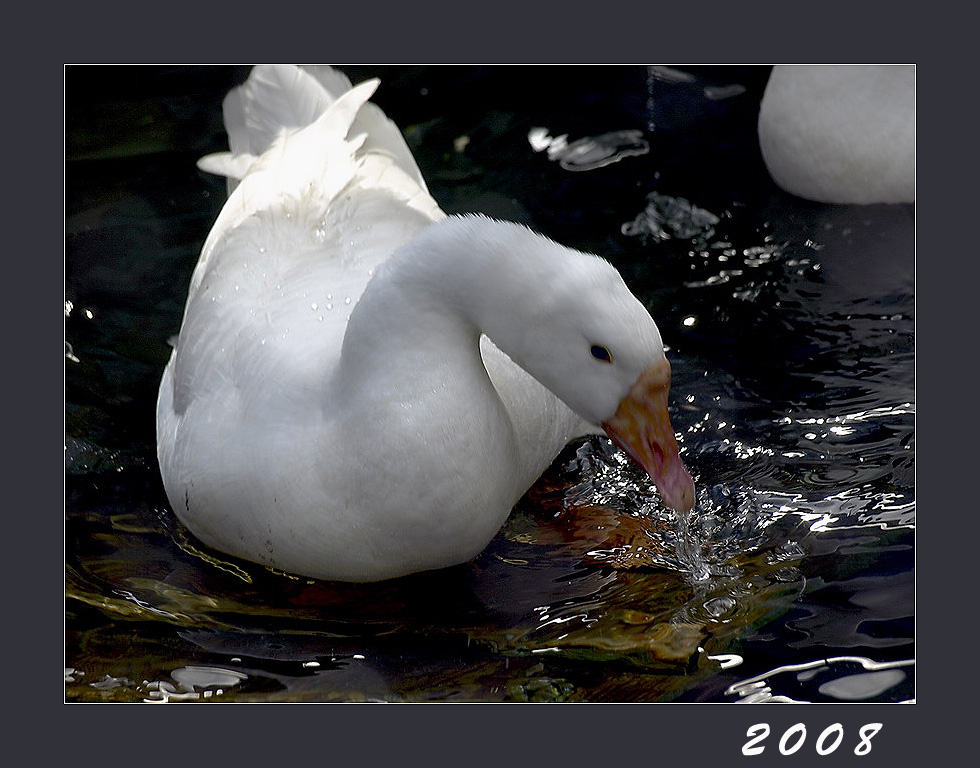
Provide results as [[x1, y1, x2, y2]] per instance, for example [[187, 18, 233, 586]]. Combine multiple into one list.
[[65, 66, 914, 703]]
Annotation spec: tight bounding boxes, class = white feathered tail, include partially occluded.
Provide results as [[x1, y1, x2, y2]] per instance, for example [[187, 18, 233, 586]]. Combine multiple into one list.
[[184, 65, 444, 310], [198, 65, 429, 194]]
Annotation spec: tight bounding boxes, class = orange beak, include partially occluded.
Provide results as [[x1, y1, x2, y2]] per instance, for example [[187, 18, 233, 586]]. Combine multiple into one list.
[[601, 358, 696, 513]]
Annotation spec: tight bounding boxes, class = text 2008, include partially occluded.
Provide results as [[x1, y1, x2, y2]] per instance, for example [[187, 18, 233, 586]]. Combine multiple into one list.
[[742, 723, 883, 756]]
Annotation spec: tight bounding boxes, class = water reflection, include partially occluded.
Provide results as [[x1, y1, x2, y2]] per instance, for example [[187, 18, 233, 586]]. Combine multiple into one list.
[[528, 127, 649, 171], [145, 665, 248, 702], [727, 656, 914, 703]]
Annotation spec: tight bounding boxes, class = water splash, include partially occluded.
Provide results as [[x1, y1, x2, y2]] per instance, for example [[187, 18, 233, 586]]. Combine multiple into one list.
[[673, 506, 712, 582], [622, 192, 720, 244], [558, 437, 780, 583]]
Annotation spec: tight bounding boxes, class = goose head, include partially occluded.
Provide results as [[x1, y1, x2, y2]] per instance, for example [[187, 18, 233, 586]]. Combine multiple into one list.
[[526, 259, 695, 514], [443, 216, 697, 513]]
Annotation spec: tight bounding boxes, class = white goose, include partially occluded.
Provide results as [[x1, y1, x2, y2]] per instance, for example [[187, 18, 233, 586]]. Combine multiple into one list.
[[758, 65, 915, 205], [156, 65, 695, 582]]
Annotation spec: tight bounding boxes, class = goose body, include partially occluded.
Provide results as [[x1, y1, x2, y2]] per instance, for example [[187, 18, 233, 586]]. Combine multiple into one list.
[[758, 65, 915, 204], [157, 66, 694, 582]]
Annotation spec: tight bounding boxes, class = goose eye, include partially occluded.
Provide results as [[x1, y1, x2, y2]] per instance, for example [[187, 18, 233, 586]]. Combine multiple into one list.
[[590, 345, 613, 364]]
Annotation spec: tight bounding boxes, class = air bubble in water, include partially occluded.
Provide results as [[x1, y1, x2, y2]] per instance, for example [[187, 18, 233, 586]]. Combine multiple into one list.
[[703, 596, 736, 618]]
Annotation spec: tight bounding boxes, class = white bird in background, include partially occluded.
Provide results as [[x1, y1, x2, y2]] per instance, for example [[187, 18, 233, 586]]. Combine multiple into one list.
[[758, 64, 915, 205], [156, 65, 695, 582]]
